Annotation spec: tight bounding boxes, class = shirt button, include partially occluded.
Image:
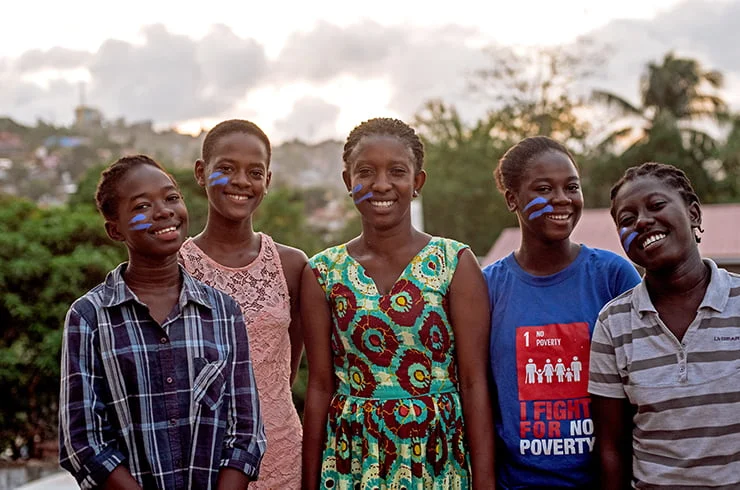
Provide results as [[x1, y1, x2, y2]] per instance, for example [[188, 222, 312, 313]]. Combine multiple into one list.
[[160, 337, 168, 344], [169, 419, 177, 426], [166, 377, 173, 384]]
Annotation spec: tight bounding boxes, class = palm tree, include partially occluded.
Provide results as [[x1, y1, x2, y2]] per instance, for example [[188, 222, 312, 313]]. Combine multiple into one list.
[[592, 52, 727, 150]]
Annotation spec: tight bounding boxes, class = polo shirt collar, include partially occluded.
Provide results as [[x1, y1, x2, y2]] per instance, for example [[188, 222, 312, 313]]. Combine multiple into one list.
[[632, 258, 728, 315]]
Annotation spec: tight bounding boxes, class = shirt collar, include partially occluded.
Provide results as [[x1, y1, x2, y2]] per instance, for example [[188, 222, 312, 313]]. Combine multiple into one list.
[[102, 262, 213, 310], [632, 258, 729, 315]]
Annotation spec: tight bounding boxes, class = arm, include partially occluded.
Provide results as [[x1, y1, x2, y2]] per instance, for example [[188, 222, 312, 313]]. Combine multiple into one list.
[[448, 249, 496, 489], [59, 304, 135, 489], [101, 466, 143, 490], [220, 302, 266, 484], [217, 467, 251, 490], [300, 263, 335, 490], [589, 317, 632, 490], [277, 244, 309, 386], [592, 395, 633, 490]]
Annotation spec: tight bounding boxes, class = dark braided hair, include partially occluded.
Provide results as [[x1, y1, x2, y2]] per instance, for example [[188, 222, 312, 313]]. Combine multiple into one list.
[[342, 118, 424, 172], [95, 154, 174, 221], [610, 162, 703, 242], [494, 136, 577, 194], [202, 119, 271, 166]]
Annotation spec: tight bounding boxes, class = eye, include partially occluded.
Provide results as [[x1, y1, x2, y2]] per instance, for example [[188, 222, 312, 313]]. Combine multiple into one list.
[[536, 186, 551, 193], [390, 167, 408, 176], [618, 216, 635, 227], [167, 193, 181, 202], [567, 183, 580, 192], [134, 202, 150, 210], [250, 170, 264, 178], [649, 200, 666, 211], [356, 167, 373, 177]]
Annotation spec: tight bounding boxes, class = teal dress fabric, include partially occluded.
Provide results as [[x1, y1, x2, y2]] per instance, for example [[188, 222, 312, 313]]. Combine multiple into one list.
[[308, 237, 472, 489]]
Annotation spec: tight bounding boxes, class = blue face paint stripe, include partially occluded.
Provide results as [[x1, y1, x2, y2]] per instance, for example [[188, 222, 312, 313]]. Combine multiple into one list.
[[528, 205, 554, 220], [131, 223, 152, 231], [209, 177, 229, 186], [208, 171, 223, 180], [622, 231, 638, 252], [354, 192, 374, 205], [523, 196, 548, 212], [352, 184, 362, 194], [129, 213, 146, 224]]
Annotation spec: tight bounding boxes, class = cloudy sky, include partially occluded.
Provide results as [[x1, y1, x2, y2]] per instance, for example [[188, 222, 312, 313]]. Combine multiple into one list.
[[2, 0, 738, 142]]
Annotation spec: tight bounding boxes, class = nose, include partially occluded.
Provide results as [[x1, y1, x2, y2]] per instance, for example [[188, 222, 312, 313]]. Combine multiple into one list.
[[634, 210, 655, 231], [371, 171, 392, 192], [229, 168, 250, 188], [551, 187, 572, 205], [153, 199, 175, 220]]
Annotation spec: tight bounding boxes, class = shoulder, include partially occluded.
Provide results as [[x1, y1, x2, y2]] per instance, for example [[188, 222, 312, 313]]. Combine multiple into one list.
[[583, 246, 639, 277], [432, 236, 469, 255], [274, 241, 309, 276], [67, 282, 107, 322], [481, 255, 512, 283], [596, 286, 638, 326], [308, 244, 345, 269]]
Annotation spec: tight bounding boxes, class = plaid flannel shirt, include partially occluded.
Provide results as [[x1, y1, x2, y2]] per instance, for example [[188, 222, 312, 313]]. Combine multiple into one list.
[[59, 263, 266, 489]]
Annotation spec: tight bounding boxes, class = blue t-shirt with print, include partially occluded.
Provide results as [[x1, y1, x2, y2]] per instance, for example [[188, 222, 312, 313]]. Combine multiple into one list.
[[482, 245, 640, 489]]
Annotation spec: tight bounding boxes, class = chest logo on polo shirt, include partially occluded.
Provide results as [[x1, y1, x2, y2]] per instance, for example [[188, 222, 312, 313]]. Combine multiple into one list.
[[515, 322, 594, 456]]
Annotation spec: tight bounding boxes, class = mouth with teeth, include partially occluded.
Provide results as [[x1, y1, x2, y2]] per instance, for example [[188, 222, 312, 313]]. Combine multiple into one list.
[[640, 232, 667, 250], [370, 200, 394, 208], [546, 214, 570, 221], [225, 193, 250, 202], [152, 224, 181, 240]]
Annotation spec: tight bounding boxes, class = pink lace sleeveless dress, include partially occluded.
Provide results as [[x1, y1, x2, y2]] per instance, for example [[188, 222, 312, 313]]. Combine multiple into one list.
[[180, 234, 302, 489]]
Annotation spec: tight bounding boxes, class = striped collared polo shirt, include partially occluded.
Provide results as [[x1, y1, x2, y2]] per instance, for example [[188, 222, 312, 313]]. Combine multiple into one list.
[[589, 259, 740, 488]]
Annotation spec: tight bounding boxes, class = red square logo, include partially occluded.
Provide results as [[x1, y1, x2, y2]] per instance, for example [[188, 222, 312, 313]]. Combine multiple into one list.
[[515, 323, 590, 401]]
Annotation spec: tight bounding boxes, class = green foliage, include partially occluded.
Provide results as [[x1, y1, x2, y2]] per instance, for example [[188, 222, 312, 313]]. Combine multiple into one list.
[[0, 195, 125, 455], [415, 101, 518, 256]]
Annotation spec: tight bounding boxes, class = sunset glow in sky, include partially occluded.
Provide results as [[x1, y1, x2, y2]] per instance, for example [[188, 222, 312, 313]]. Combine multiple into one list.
[[2, 0, 736, 142]]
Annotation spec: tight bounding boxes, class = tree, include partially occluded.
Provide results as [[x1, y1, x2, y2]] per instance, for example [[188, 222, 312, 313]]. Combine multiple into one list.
[[0, 195, 125, 457], [592, 52, 727, 150], [415, 100, 517, 256]]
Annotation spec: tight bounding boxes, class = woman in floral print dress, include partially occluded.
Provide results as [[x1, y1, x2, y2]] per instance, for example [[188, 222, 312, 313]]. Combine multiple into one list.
[[300, 118, 495, 490]]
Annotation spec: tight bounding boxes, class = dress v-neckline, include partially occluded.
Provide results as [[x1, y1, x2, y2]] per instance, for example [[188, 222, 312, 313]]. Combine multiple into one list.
[[343, 237, 435, 296]]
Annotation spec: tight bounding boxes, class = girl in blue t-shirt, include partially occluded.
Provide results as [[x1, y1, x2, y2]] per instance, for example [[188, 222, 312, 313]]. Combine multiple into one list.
[[481, 136, 640, 489]]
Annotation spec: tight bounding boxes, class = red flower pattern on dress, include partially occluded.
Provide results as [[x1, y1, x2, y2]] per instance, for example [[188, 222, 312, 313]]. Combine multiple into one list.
[[385, 397, 433, 439], [397, 349, 432, 396], [379, 279, 424, 327], [330, 283, 357, 331], [419, 311, 451, 363], [351, 314, 399, 367], [347, 353, 377, 397]]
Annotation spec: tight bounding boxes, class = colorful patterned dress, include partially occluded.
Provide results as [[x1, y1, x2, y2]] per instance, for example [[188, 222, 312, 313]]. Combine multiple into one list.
[[308, 237, 471, 490], [180, 235, 302, 489]]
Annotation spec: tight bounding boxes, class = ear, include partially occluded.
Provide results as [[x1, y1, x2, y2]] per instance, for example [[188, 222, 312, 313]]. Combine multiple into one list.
[[105, 220, 125, 242], [342, 169, 352, 192], [688, 201, 702, 228], [504, 189, 518, 212], [266, 169, 272, 190], [414, 170, 427, 193], [194, 159, 207, 187]]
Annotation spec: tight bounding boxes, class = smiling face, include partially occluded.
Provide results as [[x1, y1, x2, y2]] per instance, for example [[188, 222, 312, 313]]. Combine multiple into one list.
[[342, 134, 425, 231], [195, 131, 271, 223], [612, 175, 701, 272], [105, 164, 188, 260], [506, 150, 583, 244]]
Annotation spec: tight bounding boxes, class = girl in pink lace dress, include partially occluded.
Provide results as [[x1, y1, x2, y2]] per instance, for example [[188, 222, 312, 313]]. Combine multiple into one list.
[[180, 119, 307, 489]]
